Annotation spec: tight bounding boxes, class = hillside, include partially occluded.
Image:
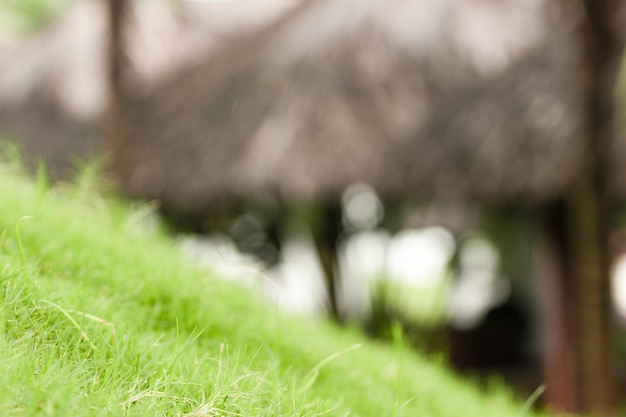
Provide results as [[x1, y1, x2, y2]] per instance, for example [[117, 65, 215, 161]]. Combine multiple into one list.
[[0, 161, 546, 416]]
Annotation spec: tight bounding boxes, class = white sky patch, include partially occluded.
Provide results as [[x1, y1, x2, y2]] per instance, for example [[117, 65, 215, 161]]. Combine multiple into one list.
[[447, 234, 510, 329], [178, 234, 265, 286], [612, 255, 626, 321], [386, 227, 455, 286], [266, 233, 328, 315], [342, 183, 384, 230], [339, 230, 391, 319]]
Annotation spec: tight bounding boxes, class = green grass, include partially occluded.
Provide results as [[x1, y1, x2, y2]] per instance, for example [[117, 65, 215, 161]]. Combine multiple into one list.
[[0, 161, 548, 416]]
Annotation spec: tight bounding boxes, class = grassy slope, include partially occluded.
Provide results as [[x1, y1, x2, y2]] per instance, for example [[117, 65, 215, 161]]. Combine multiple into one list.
[[0, 162, 546, 417]]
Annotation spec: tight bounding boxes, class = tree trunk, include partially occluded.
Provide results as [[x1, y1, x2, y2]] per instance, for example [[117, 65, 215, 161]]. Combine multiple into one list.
[[537, 2, 623, 414], [566, 0, 623, 414], [538, 202, 579, 413], [312, 204, 343, 322], [568, 170, 614, 415], [106, 0, 130, 172]]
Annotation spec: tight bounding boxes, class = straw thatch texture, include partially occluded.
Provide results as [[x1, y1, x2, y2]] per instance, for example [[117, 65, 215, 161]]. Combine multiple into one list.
[[0, 0, 611, 212], [117, 0, 587, 213], [0, 0, 294, 175]]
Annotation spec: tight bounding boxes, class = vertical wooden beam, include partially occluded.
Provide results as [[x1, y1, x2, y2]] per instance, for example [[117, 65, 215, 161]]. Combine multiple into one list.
[[539, 202, 579, 413], [312, 204, 343, 322], [105, 0, 129, 172], [568, 165, 615, 415], [567, 0, 623, 414]]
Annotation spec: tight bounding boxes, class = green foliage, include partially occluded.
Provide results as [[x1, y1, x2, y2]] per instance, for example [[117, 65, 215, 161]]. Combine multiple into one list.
[[0, 0, 73, 36], [375, 277, 451, 328], [0, 162, 548, 416]]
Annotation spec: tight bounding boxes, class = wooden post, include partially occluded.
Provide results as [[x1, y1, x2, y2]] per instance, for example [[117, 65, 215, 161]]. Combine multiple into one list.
[[105, 0, 130, 172], [535, 3, 623, 414], [564, 0, 623, 414], [312, 204, 343, 322], [538, 202, 579, 413]]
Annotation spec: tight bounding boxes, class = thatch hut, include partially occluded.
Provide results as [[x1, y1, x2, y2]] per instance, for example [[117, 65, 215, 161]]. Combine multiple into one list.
[[118, 0, 584, 211], [0, 0, 295, 175], [111, 1, 624, 414]]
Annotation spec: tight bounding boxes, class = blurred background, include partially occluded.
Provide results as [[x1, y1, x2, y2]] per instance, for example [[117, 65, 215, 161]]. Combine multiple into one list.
[[1, 0, 626, 414]]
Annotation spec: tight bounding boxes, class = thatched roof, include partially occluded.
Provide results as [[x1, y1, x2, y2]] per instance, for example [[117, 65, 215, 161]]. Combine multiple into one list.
[[0, 0, 106, 174], [0, 0, 613, 213], [116, 0, 589, 213], [0, 0, 294, 175]]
